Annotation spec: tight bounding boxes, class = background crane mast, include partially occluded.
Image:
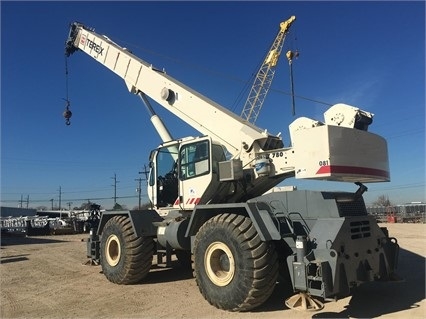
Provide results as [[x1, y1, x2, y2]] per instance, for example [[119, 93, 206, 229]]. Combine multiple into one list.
[[240, 16, 295, 123]]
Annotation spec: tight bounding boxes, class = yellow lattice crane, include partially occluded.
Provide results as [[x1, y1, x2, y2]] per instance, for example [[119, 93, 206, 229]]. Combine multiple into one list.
[[240, 16, 296, 123]]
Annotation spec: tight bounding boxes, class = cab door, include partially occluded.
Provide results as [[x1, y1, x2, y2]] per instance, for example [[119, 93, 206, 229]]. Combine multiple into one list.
[[147, 143, 179, 208], [177, 137, 213, 210]]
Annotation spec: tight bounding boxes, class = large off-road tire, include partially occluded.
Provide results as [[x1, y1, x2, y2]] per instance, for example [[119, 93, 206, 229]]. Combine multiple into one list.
[[193, 213, 279, 311], [100, 215, 154, 284]]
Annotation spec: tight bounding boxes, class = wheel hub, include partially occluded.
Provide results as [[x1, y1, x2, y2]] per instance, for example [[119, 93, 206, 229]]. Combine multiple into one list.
[[105, 234, 121, 267], [205, 241, 235, 286], [219, 253, 230, 271]]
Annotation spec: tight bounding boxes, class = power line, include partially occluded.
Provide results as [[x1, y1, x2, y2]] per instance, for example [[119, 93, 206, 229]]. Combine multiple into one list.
[[0, 195, 140, 205], [118, 39, 334, 108], [367, 183, 425, 192], [3, 182, 423, 207], [135, 164, 150, 209]]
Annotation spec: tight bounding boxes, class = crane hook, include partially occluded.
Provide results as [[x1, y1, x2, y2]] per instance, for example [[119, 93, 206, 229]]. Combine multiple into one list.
[[63, 99, 72, 126], [286, 50, 299, 63]]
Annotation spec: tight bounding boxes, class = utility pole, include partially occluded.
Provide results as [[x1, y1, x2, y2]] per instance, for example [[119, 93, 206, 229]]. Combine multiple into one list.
[[58, 186, 62, 210], [111, 173, 119, 206], [139, 164, 150, 209], [26, 195, 29, 209], [67, 202, 73, 211], [139, 164, 149, 181], [135, 177, 143, 209]]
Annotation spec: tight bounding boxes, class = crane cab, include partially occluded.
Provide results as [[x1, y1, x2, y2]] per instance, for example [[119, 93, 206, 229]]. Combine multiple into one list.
[[147, 136, 228, 211]]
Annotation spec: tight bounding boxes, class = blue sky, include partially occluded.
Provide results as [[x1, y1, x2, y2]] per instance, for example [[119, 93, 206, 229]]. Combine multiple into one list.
[[1, 1, 425, 210]]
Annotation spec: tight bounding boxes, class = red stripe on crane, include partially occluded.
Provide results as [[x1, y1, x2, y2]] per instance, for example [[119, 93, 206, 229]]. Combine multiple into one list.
[[316, 165, 390, 179], [185, 198, 201, 205]]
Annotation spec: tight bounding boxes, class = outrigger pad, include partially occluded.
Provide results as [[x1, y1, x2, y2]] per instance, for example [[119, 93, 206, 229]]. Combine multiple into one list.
[[285, 292, 324, 312]]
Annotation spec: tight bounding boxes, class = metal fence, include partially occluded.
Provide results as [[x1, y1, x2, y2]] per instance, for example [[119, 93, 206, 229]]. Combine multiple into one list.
[[367, 203, 426, 223]]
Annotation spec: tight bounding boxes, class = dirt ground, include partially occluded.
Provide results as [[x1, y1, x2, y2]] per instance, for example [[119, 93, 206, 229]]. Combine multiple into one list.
[[1, 223, 425, 319]]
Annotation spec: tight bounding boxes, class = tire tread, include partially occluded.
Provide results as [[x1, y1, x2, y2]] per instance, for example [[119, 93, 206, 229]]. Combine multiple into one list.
[[193, 213, 278, 312], [101, 215, 154, 285]]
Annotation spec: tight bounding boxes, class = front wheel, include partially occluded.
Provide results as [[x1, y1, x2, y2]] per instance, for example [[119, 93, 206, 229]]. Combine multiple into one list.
[[100, 215, 154, 284], [193, 213, 278, 311]]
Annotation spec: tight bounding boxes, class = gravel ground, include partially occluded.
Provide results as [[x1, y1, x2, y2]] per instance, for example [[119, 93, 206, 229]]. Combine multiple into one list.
[[1, 223, 425, 319]]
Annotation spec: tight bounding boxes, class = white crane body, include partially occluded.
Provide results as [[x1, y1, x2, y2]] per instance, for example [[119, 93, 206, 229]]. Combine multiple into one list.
[[65, 21, 400, 313]]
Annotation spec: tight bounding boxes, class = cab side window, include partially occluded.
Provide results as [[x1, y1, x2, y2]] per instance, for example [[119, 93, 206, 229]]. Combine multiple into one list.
[[179, 140, 210, 180]]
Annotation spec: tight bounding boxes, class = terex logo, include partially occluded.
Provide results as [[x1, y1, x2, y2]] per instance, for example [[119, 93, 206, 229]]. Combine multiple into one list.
[[86, 38, 104, 55]]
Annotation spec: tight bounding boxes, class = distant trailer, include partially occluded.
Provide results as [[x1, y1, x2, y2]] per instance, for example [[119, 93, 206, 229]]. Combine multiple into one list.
[[0, 206, 36, 218], [0, 215, 51, 235], [36, 210, 72, 218]]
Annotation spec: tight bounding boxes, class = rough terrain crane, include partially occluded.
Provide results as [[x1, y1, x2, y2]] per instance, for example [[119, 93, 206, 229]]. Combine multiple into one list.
[[64, 20, 400, 312]]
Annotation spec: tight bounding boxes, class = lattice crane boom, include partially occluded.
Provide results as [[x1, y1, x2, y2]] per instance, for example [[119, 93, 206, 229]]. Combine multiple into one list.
[[240, 16, 295, 123]]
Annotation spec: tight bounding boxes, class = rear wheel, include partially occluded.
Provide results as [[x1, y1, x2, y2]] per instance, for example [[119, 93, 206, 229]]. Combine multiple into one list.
[[100, 215, 154, 284], [193, 213, 278, 311]]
